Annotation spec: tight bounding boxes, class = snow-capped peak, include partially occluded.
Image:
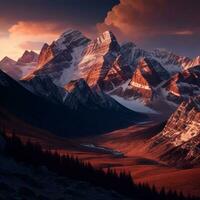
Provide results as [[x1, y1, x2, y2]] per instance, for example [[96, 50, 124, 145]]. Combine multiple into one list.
[[53, 29, 90, 51], [59, 29, 81, 38]]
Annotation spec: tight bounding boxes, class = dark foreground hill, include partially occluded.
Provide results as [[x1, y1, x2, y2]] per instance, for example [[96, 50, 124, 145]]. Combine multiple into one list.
[[0, 130, 199, 200]]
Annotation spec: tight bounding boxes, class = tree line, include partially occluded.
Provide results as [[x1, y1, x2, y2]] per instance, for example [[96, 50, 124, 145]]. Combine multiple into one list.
[[1, 130, 199, 200]]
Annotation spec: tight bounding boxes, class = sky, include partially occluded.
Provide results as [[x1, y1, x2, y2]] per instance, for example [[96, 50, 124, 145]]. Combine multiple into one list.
[[0, 0, 200, 60]]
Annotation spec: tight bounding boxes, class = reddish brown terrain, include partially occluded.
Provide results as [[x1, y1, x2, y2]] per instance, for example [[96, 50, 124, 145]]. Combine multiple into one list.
[[2, 109, 200, 197], [1, 29, 200, 199]]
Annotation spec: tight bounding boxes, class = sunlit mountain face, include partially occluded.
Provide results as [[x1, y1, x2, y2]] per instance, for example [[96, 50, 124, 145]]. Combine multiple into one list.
[[0, 1, 200, 200]]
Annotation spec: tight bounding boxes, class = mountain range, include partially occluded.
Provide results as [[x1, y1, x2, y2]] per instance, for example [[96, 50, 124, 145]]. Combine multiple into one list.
[[0, 29, 200, 168]]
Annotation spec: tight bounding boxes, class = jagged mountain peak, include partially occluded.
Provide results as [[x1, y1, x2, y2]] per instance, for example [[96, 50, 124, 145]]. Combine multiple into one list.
[[40, 43, 49, 51], [87, 30, 119, 51], [97, 31, 116, 43], [0, 57, 21, 79], [0, 56, 16, 64], [53, 29, 90, 52], [14, 28, 200, 116], [77, 31, 121, 89], [37, 29, 90, 68], [24, 29, 90, 81], [24, 50, 36, 54], [59, 29, 83, 38], [17, 50, 38, 65]]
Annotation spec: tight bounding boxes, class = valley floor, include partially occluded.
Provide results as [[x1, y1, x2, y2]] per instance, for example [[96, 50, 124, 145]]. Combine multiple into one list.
[[6, 120, 200, 198]]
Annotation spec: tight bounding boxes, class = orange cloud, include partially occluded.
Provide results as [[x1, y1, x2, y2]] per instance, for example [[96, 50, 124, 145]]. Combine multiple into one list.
[[8, 21, 97, 39], [97, 0, 163, 41], [8, 21, 65, 36], [0, 21, 64, 60], [0, 21, 70, 60], [97, 0, 197, 42], [173, 31, 194, 36], [0, 20, 96, 60]]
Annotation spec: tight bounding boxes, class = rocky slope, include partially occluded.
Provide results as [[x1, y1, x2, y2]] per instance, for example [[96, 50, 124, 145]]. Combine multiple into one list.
[[0, 51, 38, 79], [17, 50, 38, 77], [150, 96, 200, 167], [2, 29, 200, 115], [21, 76, 66, 103], [0, 69, 147, 137], [21, 30, 140, 113], [24, 29, 90, 84], [110, 58, 170, 103], [17, 50, 38, 65], [79, 31, 124, 90], [151, 49, 200, 73], [64, 79, 133, 112], [162, 65, 200, 105], [0, 57, 21, 79], [24, 30, 130, 91]]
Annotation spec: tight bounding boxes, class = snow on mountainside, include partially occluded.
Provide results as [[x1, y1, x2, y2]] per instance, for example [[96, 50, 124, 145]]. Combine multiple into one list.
[[162, 65, 200, 105], [21, 30, 140, 112], [24, 29, 90, 83], [118, 46, 200, 75], [25, 30, 130, 91], [151, 49, 200, 73], [2, 29, 200, 115], [150, 96, 200, 167], [78, 31, 122, 89], [109, 57, 170, 104]]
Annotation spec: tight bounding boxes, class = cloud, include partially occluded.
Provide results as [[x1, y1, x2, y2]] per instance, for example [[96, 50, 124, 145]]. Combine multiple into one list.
[[173, 31, 194, 36], [0, 31, 7, 38], [0, 20, 97, 60], [8, 21, 65, 36], [19, 41, 44, 50], [0, 21, 65, 60], [8, 20, 97, 41], [0, 0, 118, 30], [97, 0, 200, 42], [0, 0, 119, 60]]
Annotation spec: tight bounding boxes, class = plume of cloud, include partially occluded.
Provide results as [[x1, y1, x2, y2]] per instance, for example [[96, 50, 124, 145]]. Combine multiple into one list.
[[97, 0, 200, 42], [8, 21, 66, 36]]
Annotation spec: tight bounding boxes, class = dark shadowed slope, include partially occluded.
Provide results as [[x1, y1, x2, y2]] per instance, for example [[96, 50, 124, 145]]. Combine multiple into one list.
[[0, 69, 147, 137]]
